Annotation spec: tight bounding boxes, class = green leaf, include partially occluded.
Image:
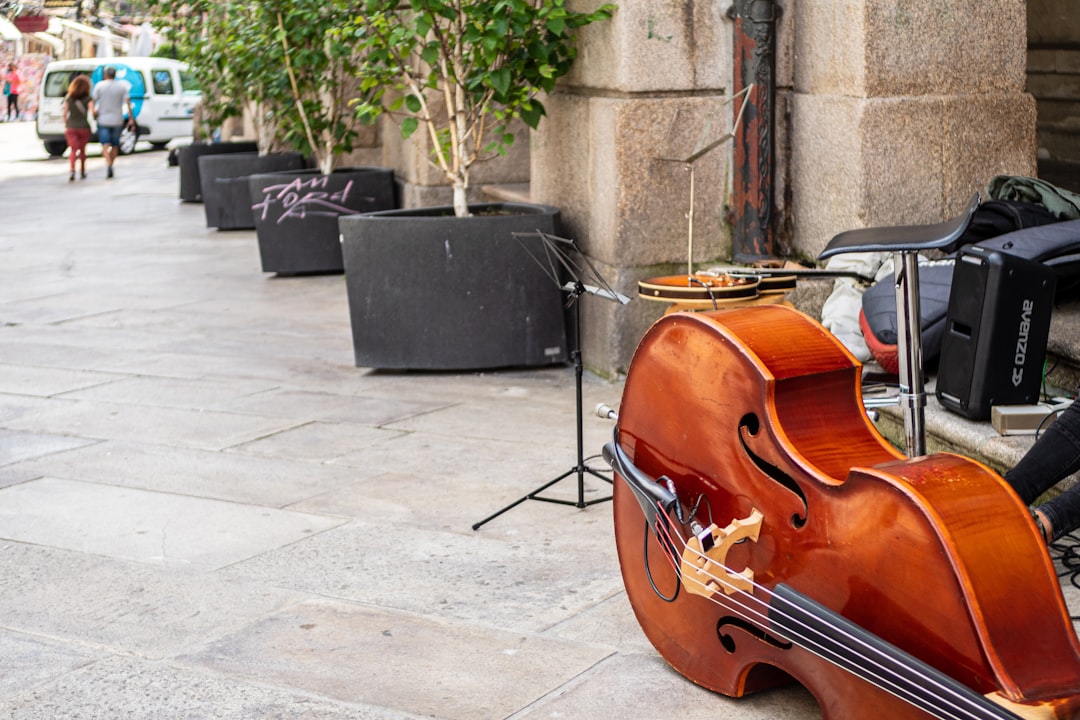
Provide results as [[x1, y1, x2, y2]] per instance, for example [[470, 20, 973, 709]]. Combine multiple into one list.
[[401, 116, 419, 138], [520, 101, 545, 129], [489, 67, 511, 97], [420, 45, 440, 67]]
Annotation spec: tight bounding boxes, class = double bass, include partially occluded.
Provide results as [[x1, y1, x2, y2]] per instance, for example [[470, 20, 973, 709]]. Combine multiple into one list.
[[605, 304, 1080, 719]]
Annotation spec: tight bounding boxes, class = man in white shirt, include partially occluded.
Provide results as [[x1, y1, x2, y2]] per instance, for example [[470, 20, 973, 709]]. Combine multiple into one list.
[[89, 66, 135, 179]]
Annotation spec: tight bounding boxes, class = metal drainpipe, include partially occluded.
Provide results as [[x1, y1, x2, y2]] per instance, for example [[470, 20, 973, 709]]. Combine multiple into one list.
[[730, 0, 780, 262]]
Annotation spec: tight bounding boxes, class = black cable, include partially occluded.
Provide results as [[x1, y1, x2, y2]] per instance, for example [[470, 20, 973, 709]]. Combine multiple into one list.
[[687, 276, 718, 310], [1048, 531, 1080, 621], [582, 453, 612, 471], [642, 519, 680, 603], [1041, 357, 1056, 403]]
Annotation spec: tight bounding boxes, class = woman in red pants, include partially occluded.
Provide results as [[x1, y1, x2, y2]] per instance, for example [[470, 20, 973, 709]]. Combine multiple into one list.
[[62, 74, 92, 181]]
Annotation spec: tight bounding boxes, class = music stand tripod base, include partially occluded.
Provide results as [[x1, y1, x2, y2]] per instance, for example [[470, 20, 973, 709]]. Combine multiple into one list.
[[470, 465, 613, 530], [472, 232, 627, 530]]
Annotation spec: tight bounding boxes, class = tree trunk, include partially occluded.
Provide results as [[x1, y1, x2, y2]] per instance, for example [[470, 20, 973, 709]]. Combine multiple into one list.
[[453, 182, 469, 218]]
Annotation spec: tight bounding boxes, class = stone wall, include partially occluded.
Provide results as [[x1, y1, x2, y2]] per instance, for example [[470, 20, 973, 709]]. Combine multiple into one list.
[[532, 0, 736, 377], [528, 1, 1037, 375], [303, 1, 1040, 377], [379, 96, 532, 208], [790, 1, 1036, 258]]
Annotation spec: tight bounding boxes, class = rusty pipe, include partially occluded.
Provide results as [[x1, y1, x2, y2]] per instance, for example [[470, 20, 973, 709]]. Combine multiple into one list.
[[731, 0, 779, 262]]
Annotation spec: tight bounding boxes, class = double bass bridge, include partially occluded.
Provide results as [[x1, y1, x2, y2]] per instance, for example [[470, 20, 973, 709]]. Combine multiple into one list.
[[679, 508, 764, 598]]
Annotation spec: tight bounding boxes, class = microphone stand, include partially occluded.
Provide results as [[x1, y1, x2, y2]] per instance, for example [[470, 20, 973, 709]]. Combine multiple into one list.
[[472, 232, 628, 530]]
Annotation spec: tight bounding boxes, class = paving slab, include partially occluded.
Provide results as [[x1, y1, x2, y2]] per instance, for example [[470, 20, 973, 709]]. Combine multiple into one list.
[[0, 477, 345, 570], [212, 388, 451, 425], [176, 599, 614, 720], [228, 420, 406, 462], [0, 541, 305, 660], [4, 439, 368, 507], [57, 374, 282, 409], [0, 329, 172, 368], [219, 513, 622, 633], [0, 428, 98, 465], [513, 652, 820, 720], [0, 654, 415, 720], [2, 398, 305, 450], [0, 631, 101, 698], [0, 363, 122, 397]]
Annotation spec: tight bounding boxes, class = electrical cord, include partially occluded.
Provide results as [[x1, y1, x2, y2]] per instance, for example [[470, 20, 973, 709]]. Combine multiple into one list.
[[1048, 532, 1080, 621], [642, 520, 680, 603], [687, 275, 719, 310]]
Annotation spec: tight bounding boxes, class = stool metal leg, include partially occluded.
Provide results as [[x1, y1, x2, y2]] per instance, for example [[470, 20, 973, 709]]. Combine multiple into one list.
[[817, 194, 979, 458], [894, 250, 926, 457]]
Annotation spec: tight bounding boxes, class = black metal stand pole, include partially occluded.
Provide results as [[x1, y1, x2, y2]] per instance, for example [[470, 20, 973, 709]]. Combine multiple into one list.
[[472, 285, 612, 530]]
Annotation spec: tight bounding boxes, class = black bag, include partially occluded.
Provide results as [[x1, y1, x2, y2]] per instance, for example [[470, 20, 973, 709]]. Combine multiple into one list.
[[860, 261, 955, 372], [952, 199, 1060, 246], [860, 211, 1080, 372]]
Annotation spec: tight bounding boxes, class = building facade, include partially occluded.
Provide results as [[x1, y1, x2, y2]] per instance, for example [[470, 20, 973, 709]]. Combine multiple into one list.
[[235, 1, 1070, 375]]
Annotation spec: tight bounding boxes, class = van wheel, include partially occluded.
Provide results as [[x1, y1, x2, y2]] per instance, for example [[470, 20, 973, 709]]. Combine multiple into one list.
[[43, 140, 67, 157], [150, 142, 168, 151], [118, 126, 138, 155]]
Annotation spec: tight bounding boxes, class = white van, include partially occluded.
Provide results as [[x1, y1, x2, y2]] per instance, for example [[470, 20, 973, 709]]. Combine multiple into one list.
[[35, 57, 200, 156]]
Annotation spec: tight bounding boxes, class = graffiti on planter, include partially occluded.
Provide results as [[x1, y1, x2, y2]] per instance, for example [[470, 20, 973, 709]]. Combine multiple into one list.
[[252, 175, 374, 224]]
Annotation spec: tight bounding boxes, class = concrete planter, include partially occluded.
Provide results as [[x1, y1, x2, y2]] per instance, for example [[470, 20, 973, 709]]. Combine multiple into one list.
[[198, 152, 305, 230], [339, 202, 568, 370], [249, 167, 396, 275], [177, 141, 258, 202]]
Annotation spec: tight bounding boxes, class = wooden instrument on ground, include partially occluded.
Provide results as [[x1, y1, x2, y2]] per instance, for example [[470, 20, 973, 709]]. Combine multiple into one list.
[[606, 305, 1080, 719]]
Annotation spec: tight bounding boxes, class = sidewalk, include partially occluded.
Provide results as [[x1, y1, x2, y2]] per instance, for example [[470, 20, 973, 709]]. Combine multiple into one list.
[[7, 122, 1080, 719], [0, 123, 823, 719]]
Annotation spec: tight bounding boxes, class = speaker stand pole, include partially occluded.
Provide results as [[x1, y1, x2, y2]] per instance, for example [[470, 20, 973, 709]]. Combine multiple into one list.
[[472, 283, 612, 530]]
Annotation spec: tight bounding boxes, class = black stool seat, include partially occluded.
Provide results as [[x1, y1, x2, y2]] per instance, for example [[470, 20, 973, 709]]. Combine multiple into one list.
[[819, 193, 980, 260]]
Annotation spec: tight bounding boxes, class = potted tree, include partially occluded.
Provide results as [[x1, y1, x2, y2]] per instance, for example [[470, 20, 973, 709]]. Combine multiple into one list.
[[153, 1, 288, 205], [338, 0, 615, 370], [151, 0, 305, 228], [246, 0, 397, 274]]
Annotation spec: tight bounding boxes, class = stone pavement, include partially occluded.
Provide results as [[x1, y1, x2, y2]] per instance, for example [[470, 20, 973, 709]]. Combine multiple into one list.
[[4, 121, 1080, 719], [0, 122, 823, 719]]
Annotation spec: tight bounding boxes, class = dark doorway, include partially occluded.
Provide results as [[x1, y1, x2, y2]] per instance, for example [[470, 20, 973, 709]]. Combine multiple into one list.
[[1029, 1, 1080, 193]]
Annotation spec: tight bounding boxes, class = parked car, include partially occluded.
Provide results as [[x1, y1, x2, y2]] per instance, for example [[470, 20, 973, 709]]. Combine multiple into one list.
[[35, 56, 200, 157]]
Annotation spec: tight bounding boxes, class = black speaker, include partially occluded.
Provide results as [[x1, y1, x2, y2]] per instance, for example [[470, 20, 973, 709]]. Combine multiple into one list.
[[936, 246, 1056, 420]]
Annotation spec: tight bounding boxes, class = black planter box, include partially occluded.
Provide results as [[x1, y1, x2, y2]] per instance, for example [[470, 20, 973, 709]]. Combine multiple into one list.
[[177, 141, 258, 202], [198, 152, 305, 230], [250, 167, 396, 274], [339, 203, 569, 370]]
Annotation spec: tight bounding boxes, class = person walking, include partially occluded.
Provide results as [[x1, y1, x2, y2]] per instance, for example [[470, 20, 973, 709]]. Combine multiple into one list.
[[3, 63, 21, 121], [63, 74, 93, 182], [88, 66, 135, 179]]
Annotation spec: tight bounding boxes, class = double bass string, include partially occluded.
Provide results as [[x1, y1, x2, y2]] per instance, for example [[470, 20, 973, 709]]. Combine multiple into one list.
[[648, 512, 1012, 719], [641, 503, 1022, 720]]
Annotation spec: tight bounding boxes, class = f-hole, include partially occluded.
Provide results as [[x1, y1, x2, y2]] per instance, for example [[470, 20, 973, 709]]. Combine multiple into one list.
[[717, 616, 792, 654], [739, 413, 807, 528]]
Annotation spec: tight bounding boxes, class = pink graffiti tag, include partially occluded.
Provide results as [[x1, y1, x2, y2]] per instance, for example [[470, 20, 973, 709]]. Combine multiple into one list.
[[251, 175, 371, 224]]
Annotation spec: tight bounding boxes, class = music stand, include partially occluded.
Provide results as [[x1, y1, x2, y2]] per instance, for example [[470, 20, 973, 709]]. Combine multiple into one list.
[[472, 231, 630, 530]]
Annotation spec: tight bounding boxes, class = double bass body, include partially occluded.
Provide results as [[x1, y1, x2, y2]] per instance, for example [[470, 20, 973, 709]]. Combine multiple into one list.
[[611, 305, 1080, 718]]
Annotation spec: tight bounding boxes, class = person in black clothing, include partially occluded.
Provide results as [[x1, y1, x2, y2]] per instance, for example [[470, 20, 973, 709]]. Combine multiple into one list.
[[1005, 401, 1080, 543]]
